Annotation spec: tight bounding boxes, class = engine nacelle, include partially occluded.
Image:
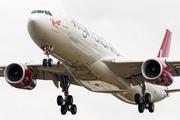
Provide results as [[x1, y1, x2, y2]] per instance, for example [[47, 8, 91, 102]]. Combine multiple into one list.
[[141, 59, 173, 86], [4, 63, 37, 90]]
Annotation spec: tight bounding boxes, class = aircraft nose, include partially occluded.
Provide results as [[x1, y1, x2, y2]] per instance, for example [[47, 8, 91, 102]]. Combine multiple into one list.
[[28, 16, 40, 30], [28, 15, 47, 35]]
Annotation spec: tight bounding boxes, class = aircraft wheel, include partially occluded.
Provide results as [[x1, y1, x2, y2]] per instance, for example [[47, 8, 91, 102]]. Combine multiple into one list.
[[138, 103, 144, 113], [57, 95, 63, 106], [43, 59, 47, 67], [71, 104, 77, 115], [135, 93, 141, 104], [66, 95, 73, 105], [61, 105, 67, 115], [148, 102, 154, 113], [48, 58, 53, 67], [145, 93, 151, 103]]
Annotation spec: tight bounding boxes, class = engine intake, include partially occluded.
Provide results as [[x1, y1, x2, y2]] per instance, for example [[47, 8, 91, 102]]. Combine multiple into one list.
[[141, 59, 173, 86], [4, 63, 37, 90]]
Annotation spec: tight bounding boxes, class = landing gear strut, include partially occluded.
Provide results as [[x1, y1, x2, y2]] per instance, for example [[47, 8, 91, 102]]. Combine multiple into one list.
[[57, 76, 77, 115], [42, 46, 54, 67], [134, 76, 154, 113]]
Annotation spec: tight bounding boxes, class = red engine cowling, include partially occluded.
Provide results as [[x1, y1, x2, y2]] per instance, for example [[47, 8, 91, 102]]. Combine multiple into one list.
[[4, 63, 37, 90], [141, 59, 173, 86]]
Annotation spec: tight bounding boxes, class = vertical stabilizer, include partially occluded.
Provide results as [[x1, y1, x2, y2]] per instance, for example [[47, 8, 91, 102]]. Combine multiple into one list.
[[157, 29, 172, 58]]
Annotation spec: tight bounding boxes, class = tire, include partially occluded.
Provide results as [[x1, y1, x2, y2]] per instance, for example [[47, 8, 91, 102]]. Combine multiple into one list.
[[66, 95, 73, 105], [138, 103, 144, 113], [61, 105, 67, 115], [71, 104, 77, 115], [135, 93, 141, 104], [43, 59, 47, 67], [57, 95, 63, 106], [48, 59, 53, 67], [148, 102, 154, 113], [145, 93, 151, 103]]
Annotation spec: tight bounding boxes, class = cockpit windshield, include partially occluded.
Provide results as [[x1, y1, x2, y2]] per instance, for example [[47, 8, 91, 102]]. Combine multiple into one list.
[[37, 10, 44, 13], [31, 10, 53, 16]]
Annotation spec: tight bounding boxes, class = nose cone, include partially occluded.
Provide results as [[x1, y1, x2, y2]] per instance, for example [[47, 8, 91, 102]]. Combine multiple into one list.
[[28, 14, 49, 45], [28, 15, 47, 35]]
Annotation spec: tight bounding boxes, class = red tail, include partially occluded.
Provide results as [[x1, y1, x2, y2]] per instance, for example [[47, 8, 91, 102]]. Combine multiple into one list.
[[157, 29, 172, 58]]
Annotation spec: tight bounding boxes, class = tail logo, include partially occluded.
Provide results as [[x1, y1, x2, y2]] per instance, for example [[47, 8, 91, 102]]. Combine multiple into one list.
[[50, 18, 61, 29]]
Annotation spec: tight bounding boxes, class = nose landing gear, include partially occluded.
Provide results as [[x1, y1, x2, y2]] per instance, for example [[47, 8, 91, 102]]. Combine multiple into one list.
[[42, 46, 54, 67]]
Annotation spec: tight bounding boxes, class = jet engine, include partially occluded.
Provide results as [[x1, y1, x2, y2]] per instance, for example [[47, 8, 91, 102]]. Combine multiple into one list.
[[141, 59, 173, 86], [4, 63, 37, 90]]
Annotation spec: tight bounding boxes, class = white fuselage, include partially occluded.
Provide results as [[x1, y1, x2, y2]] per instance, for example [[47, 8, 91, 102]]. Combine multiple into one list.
[[28, 7, 166, 104]]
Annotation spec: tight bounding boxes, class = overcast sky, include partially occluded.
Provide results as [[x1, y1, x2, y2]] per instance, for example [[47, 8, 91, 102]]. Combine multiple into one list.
[[1, 0, 180, 120]]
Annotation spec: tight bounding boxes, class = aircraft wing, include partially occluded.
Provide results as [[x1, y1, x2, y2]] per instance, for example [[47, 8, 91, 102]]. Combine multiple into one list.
[[0, 61, 80, 88], [0, 65, 6, 76], [101, 57, 180, 85], [101, 57, 144, 78], [165, 58, 180, 76]]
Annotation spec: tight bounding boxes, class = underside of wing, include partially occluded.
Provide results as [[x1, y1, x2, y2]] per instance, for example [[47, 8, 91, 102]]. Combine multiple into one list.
[[101, 57, 145, 78], [0, 61, 81, 88], [0, 66, 5, 77], [101, 57, 145, 85], [25, 61, 81, 87], [165, 58, 180, 76], [101, 57, 180, 86]]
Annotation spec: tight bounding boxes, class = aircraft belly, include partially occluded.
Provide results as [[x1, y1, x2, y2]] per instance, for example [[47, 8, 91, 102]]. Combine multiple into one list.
[[74, 59, 132, 93]]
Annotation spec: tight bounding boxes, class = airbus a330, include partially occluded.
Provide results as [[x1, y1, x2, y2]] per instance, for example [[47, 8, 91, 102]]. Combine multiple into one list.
[[1, 7, 180, 115]]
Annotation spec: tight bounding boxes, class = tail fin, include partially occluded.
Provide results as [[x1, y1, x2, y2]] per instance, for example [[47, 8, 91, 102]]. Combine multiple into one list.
[[157, 29, 172, 58]]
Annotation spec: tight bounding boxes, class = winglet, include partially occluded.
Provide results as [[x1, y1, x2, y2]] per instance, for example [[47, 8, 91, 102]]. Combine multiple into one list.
[[157, 29, 172, 58]]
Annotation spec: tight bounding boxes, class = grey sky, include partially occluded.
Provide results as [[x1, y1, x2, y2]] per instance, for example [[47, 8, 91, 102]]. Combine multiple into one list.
[[0, 0, 180, 120]]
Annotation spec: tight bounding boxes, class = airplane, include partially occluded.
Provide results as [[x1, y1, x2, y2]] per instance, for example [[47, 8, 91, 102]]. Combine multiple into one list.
[[1, 6, 180, 115]]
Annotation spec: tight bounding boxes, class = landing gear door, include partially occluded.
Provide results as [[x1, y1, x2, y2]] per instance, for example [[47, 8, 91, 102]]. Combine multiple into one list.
[[61, 12, 68, 28]]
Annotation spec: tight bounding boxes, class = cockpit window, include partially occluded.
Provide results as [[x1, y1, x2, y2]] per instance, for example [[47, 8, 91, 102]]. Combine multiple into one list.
[[31, 10, 37, 14], [31, 10, 53, 16], [45, 11, 48, 15], [37, 10, 44, 13], [45, 11, 53, 16], [48, 11, 52, 16]]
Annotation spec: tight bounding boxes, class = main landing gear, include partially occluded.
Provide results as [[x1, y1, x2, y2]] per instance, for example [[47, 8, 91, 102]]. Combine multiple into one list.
[[42, 46, 54, 67], [134, 76, 154, 113], [57, 76, 77, 115]]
